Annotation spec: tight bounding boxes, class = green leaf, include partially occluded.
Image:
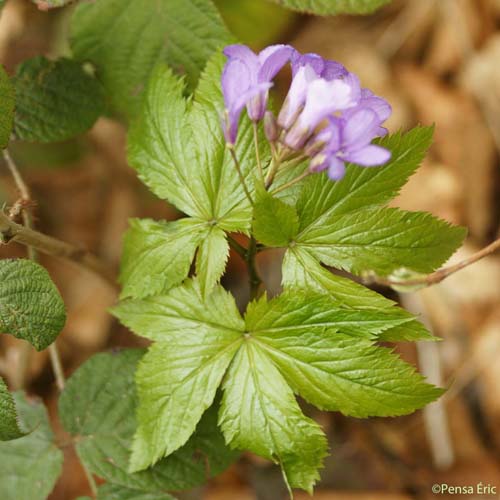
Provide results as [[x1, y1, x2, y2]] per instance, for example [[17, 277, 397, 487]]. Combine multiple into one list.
[[282, 246, 435, 342], [127, 55, 262, 233], [113, 279, 245, 343], [70, 0, 231, 118], [296, 127, 434, 229], [112, 281, 244, 471], [0, 259, 66, 350], [219, 341, 327, 494], [119, 218, 207, 299], [59, 350, 237, 493], [13, 56, 104, 143], [0, 378, 24, 441], [0, 393, 63, 500], [195, 225, 229, 296], [252, 189, 299, 247], [267, 0, 391, 15], [97, 484, 176, 500], [252, 331, 443, 416], [296, 207, 466, 276], [245, 289, 416, 340], [0, 65, 15, 149]]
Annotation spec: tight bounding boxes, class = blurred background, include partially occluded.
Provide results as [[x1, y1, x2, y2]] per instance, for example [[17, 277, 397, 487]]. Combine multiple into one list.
[[0, 0, 499, 498]]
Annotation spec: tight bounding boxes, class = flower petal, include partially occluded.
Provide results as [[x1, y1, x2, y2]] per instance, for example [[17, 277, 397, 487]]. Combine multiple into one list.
[[222, 59, 251, 110], [344, 144, 391, 166], [223, 44, 259, 81], [341, 108, 380, 150], [322, 60, 347, 81], [258, 44, 295, 82], [291, 52, 325, 77], [327, 157, 346, 179]]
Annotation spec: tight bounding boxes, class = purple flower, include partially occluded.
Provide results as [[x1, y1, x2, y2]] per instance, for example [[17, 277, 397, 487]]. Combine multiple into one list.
[[284, 72, 361, 150], [309, 108, 391, 180], [221, 44, 294, 145], [277, 54, 348, 131]]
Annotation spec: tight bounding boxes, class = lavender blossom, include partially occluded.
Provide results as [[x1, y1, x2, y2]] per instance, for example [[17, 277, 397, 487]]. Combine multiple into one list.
[[221, 44, 294, 145], [309, 108, 391, 180]]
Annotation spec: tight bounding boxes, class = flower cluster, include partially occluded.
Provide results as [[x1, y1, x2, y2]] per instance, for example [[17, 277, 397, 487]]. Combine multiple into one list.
[[221, 44, 392, 180]]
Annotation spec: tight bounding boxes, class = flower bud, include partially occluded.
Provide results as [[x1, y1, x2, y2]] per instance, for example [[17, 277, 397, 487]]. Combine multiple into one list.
[[264, 111, 278, 142]]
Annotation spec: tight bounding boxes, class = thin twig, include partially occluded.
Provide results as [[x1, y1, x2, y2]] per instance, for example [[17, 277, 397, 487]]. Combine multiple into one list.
[[228, 146, 253, 204], [48, 344, 65, 391], [253, 122, 264, 183], [364, 237, 500, 289], [0, 210, 117, 287]]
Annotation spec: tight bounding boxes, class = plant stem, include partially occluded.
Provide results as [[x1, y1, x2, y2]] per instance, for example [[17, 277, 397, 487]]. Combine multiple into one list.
[[253, 122, 264, 183], [270, 169, 312, 195], [227, 234, 247, 260], [246, 236, 262, 300], [228, 146, 253, 204], [81, 459, 98, 497], [364, 237, 500, 289], [48, 344, 65, 391], [0, 210, 117, 287]]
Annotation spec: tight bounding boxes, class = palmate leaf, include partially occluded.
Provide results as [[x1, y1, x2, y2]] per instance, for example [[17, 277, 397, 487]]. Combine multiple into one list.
[[70, 0, 231, 118], [282, 127, 466, 290], [268, 0, 391, 15], [13, 56, 105, 143], [114, 281, 442, 493], [0, 259, 66, 350], [0, 378, 24, 441], [0, 393, 63, 500], [128, 56, 262, 233], [59, 350, 237, 494], [119, 218, 207, 299], [282, 246, 433, 341]]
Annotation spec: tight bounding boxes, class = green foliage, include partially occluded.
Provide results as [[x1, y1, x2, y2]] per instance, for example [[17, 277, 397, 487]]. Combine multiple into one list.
[[0, 65, 14, 149], [97, 484, 176, 500], [0, 393, 63, 500], [0, 259, 66, 351], [127, 57, 259, 233], [59, 350, 237, 494], [268, 0, 391, 15], [114, 280, 442, 490], [296, 207, 466, 276], [70, 0, 231, 118], [284, 127, 466, 282], [119, 218, 207, 299], [252, 189, 299, 247], [13, 56, 104, 143], [0, 378, 24, 441]]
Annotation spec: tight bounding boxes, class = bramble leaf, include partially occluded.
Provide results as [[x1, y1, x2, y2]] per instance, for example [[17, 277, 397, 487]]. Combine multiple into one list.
[[267, 0, 391, 16], [59, 350, 237, 494], [219, 341, 327, 494], [0, 259, 66, 351], [0, 65, 15, 149], [13, 56, 104, 143], [119, 218, 207, 299], [70, 0, 231, 118], [0, 378, 24, 441], [127, 55, 265, 234], [0, 393, 63, 500], [252, 189, 299, 247]]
